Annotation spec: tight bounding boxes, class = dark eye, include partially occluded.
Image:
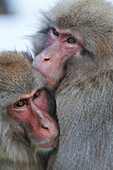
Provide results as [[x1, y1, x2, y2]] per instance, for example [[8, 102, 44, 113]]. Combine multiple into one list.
[[33, 90, 40, 99], [16, 100, 25, 107], [53, 28, 59, 36], [67, 37, 77, 44]]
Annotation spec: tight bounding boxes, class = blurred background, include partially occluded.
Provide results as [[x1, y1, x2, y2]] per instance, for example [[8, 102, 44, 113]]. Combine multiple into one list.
[[0, 0, 59, 52], [0, 0, 113, 52]]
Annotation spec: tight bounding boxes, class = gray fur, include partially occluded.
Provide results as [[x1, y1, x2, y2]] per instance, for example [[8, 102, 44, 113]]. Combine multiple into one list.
[[32, 0, 113, 169]]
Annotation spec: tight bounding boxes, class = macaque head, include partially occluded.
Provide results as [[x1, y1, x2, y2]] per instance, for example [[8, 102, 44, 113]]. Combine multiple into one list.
[[33, 0, 113, 85], [0, 51, 59, 152]]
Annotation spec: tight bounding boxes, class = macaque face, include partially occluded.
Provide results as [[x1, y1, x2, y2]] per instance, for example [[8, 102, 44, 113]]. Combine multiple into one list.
[[34, 27, 83, 82], [7, 88, 58, 151]]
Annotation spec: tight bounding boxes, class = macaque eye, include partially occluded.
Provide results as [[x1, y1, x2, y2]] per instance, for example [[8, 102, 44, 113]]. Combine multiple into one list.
[[53, 28, 59, 36], [67, 37, 77, 44], [16, 100, 25, 107], [33, 90, 40, 99]]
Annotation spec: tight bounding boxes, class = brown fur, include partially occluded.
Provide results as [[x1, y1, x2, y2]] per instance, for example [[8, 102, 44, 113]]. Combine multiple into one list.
[[0, 51, 50, 170]]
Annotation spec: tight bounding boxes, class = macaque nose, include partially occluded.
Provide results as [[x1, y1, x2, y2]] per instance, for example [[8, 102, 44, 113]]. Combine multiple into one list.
[[39, 114, 57, 139], [30, 100, 55, 132], [33, 54, 51, 71], [40, 116, 51, 130]]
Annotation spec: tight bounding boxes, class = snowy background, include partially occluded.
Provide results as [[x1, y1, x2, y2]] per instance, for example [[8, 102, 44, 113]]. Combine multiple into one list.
[[0, 0, 59, 52], [0, 0, 113, 52]]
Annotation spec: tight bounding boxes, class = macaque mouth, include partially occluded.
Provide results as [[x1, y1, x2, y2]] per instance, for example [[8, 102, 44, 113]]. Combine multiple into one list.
[[42, 71, 64, 85], [39, 71, 57, 84], [38, 136, 57, 148], [45, 77, 56, 84]]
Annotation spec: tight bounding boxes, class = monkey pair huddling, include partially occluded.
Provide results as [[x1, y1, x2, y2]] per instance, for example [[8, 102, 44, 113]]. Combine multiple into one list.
[[1, 0, 113, 169], [0, 51, 59, 170]]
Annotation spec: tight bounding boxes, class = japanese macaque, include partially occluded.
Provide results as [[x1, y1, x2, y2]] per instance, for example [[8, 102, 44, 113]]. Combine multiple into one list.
[[0, 51, 59, 170], [32, 0, 113, 169]]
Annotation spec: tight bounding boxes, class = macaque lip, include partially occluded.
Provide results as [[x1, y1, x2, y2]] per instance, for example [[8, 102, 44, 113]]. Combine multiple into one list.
[[35, 67, 57, 84], [45, 77, 56, 85], [38, 137, 57, 148], [39, 71, 57, 85]]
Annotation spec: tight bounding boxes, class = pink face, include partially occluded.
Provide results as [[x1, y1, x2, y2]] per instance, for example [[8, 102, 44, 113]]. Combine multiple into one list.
[[7, 88, 58, 149], [34, 27, 83, 82]]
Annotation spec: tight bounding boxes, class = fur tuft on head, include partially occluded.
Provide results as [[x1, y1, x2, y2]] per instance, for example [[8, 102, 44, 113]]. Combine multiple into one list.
[[0, 51, 45, 107]]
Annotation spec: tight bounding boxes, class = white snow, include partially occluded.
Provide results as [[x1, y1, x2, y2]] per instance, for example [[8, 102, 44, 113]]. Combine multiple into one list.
[[0, 0, 113, 52]]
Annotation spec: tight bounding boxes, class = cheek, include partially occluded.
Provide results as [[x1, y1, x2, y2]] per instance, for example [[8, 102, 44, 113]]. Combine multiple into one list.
[[7, 106, 31, 123], [15, 112, 31, 123]]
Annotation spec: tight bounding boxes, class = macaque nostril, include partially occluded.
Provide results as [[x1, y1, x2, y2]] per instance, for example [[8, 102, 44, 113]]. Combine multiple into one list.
[[40, 117, 51, 130], [41, 125, 49, 130], [44, 58, 50, 61]]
